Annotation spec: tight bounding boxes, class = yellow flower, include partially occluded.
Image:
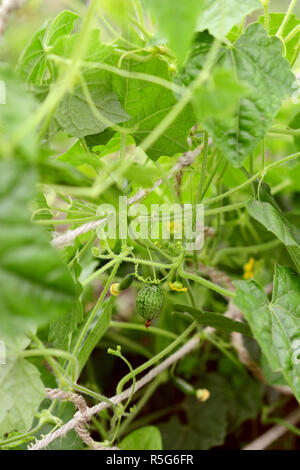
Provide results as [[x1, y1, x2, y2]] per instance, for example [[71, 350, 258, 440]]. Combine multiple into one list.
[[110, 283, 121, 296], [166, 220, 182, 235], [169, 281, 188, 292], [196, 388, 210, 402], [243, 257, 255, 280]]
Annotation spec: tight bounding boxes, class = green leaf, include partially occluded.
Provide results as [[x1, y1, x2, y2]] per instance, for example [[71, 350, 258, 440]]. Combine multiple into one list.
[[234, 266, 300, 403], [159, 374, 227, 450], [57, 140, 102, 169], [0, 338, 45, 437], [45, 10, 79, 47], [192, 67, 248, 120], [179, 24, 295, 167], [54, 69, 130, 138], [120, 426, 163, 450], [112, 57, 196, 160], [0, 160, 77, 337], [145, 0, 205, 63], [17, 10, 79, 85], [258, 13, 300, 63], [247, 199, 300, 273], [160, 370, 261, 449], [173, 304, 253, 337], [197, 0, 261, 40], [72, 297, 113, 375]]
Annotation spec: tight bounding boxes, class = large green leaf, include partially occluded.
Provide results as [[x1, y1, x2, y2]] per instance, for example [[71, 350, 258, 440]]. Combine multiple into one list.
[[0, 337, 45, 438], [160, 371, 261, 449], [17, 10, 79, 85], [234, 266, 300, 403], [54, 69, 130, 139], [145, 0, 205, 63], [112, 57, 196, 160], [197, 0, 261, 40], [120, 426, 162, 450], [247, 198, 300, 273], [0, 160, 77, 337], [173, 304, 253, 337], [178, 24, 295, 167]]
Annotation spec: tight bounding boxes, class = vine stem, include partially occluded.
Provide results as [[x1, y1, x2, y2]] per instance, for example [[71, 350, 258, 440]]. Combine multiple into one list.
[[83, 256, 176, 286], [29, 335, 200, 450], [276, 0, 298, 39], [263, 0, 270, 33], [110, 321, 177, 340], [21, 349, 79, 382], [178, 266, 234, 298], [116, 322, 198, 395], [203, 151, 300, 206]]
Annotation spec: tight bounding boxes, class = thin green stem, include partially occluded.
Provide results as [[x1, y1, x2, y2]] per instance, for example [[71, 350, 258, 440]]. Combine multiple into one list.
[[200, 152, 224, 200], [110, 321, 177, 340], [285, 23, 300, 42], [116, 322, 198, 395], [73, 260, 121, 358], [197, 131, 209, 202], [262, 0, 270, 33], [276, 0, 298, 38], [72, 383, 118, 411], [205, 200, 248, 216], [212, 238, 281, 264], [269, 127, 300, 137], [21, 349, 79, 382], [118, 373, 165, 437], [178, 266, 235, 298], [203, 151, 300, 206]]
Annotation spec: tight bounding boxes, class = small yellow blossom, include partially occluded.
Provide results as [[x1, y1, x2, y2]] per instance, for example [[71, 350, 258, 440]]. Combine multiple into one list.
[[169, 281, 188, 292], [166, 220, 182, 235], [243, 257, 255, 280], [196, 388, 210, 402], [110, 283, 121, 296]]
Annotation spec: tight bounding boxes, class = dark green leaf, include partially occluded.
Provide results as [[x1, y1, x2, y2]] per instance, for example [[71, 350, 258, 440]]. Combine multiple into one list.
[[173, 304, 253, 337], [179, 24, 295, 167], [112, 57, 196, 160], [247, 199, 300, 273], [54, 69, 130, 138], [0, 337, 45, 437], [234, 265, 300, 403], [120, 426, 162, 450]]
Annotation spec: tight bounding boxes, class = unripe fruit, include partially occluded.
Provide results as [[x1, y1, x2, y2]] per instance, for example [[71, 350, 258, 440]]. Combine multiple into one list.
[[136, 284, 165, 326]]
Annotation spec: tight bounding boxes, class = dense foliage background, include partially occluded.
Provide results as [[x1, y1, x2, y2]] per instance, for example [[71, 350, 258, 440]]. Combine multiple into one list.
[[0, 0, 300, 451]]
